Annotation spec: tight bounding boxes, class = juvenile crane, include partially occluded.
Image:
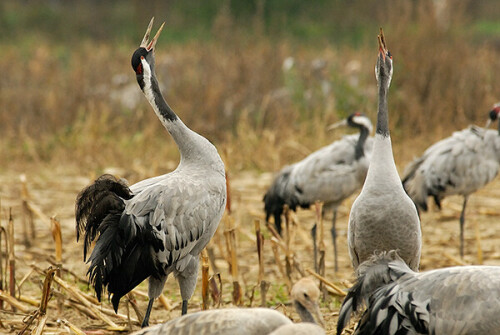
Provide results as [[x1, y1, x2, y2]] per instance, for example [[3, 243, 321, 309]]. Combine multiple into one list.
[[337, 251, 500, 335], [348, 29, 421, 271], [263, 113, 373, 271], [131, 277, 325, 335], [403, 105, 500, 257], [75, 18, 226, 327]]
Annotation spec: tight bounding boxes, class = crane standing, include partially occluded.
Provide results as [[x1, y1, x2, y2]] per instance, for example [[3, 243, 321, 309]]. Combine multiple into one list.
[[403, 105, 500, 257], [263, 113, 373, 271], [337, 251, 500, 335], [130, 277, 325, 335], [347, 29, 421, 271], [75, 18, 226, 327]]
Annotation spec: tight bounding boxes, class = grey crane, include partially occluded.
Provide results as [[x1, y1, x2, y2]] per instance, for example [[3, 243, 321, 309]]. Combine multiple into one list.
[[75, 18, 226, 327], [263, 112, 374, 271], [402, 105, 500, 257], [348, 30, 421, 271], [337, 251, 500, 335], [130, 277, 325, 335]]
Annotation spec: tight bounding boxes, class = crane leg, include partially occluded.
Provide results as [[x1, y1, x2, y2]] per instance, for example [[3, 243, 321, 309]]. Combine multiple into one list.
[[459, 196, 468, 258], [311, 223, 318, 273], [182, 299, 188, 315], [330, 210, 338, 272], [141, 298, 154, 328]]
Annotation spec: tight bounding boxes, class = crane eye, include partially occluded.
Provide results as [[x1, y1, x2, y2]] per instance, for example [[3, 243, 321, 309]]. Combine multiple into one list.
[[387, 51, 393, 59], [136, 63, 143, 75]]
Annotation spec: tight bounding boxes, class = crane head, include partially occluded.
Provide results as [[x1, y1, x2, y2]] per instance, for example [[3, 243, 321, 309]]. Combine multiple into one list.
[[131, 17, 165, 88], [290, 277, 325, 327], [327, 113, 373, 133], [375, 28, 393, 88], [486, 104, 500, 129]]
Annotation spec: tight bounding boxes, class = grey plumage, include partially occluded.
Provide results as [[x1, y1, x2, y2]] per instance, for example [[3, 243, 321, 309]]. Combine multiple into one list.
[[337, 251, 500, 335], [131, 277, 325, 335], [75, 18, 226, 327], [264, 113, 373, 271], [403, 106, 500, 257], [348, 30, 421, 271]]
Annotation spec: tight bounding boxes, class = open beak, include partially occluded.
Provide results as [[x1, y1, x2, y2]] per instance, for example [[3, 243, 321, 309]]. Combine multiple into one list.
[[327, 119, 348, 131], [140, 17, 165, 51], [378, 27, 387, 60]]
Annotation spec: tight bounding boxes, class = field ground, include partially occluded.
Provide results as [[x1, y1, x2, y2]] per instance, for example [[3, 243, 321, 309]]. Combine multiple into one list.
[[0, 161, 499, 334]]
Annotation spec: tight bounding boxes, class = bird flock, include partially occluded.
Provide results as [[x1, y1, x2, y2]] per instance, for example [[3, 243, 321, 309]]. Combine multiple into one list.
[[74, 19, 500, 335]]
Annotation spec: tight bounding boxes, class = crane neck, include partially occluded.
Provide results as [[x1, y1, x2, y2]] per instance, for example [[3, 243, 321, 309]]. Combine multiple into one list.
[[293, 301, 316, 324], [355, 126, 370, 160], [142, 73, 225, 173], [376, 84, 390, 137]]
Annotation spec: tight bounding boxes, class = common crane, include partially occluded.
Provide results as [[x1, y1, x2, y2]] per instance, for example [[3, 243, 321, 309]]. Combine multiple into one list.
[[337, 251, 500, 335], [75, 18, 227, 327], [263, 113, 373, 271], [403, 105, 500, 257], [130, 277, 325, 335], [348, 29, 421, 271]]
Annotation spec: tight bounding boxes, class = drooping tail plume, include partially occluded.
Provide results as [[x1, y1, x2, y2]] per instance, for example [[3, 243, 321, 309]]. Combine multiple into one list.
[[337, 251, 413, 335], [75, 174, 133, 260]]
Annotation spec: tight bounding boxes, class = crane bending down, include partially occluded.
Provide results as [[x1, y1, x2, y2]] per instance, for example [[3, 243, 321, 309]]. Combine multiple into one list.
[[348, 29, 421, 271], [263, 112, 373, 271], [130, 277, 325, 335], [75, 18, 226, 327], [337, 251, 500, 335], [403, 105, 500, 257]]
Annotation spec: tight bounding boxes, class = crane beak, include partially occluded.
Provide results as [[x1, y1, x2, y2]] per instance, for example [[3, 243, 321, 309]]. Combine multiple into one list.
[[311, 301, 326, 328], [378, 28, 387, 60], [485, 119, 492, 128], [140, 17, 165, 51], [327, 119, 348, 131]]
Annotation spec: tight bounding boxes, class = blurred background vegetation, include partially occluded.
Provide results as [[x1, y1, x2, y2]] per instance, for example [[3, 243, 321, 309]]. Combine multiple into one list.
[[2, 0, 500, 176]]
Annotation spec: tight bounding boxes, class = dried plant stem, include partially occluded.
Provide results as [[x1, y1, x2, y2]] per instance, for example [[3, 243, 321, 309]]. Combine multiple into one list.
[[201, 249, 210, 310], [209, 274, 222, 307], [52, 275, 123, 330], [224, 215, 242, 305], [255, 220, 269, 306], [306, 269, 346, 296], [0, 289, 30, 312], [7, 208, 15, 311], [59, 319, 87, 335], [270, 239, 291, 290], [315, 202, 327, 300]]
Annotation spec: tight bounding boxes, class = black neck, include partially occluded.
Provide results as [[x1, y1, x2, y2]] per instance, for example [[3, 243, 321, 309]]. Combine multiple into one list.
[[150, 76, 178, 122], [376, 84, 389, 137], [294, 301, 316, 324], [355, 126, 370, 160]]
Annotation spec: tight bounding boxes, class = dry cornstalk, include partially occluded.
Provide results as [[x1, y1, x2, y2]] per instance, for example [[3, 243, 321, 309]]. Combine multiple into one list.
[[209, 273, 222, 307], [305, 269, 346, 297], [0, 226, 5, 310], [30, 267, 57, 335], [50, 216, 63, 264], [126, 292, 144, 325], [255, 220, 269, 306], [270, 239, 291, 290], [0, 289, 31, 312], [7, 208, 15, 311], [158, 294, 172, 311], [20, 176, 34, 247], [59, 319, 86, 335], [283, 206, 293, 283], [315, 202, 327, 300], [52, 275, 124, 330], [225, 170, 232, 214], [223, 215, 242, 305], [201, 249, 210, 310]]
